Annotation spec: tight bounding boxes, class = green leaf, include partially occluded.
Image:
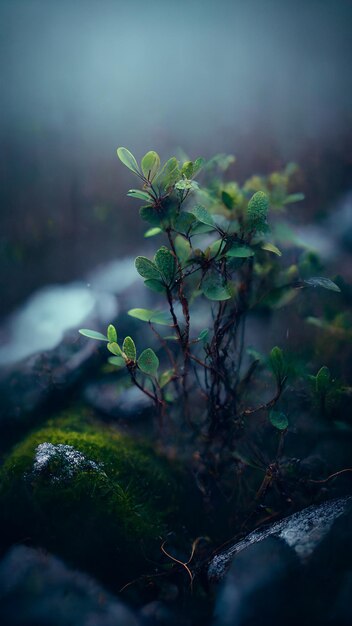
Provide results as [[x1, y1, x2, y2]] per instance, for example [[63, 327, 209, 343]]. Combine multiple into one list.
[[175, 179, 199, 191], [304, 277, 341, 293], [181, 161, 194, 179], [107, 324, 117, 343], [128, 308, 171, 326], [135, 256, 162, 280], [209, 239, 226, 258], [316, 366, 331, 394], [175, 212, 196, 233], [144, 279, 167, 294], [226, 244, 254, 258], [159, 369, 175, 388], [221, 190, 234, 210], [79, 329, 108, 341], [190, 205, 215, 227], [127, 189, 152, 202], [269, 410, 289, 431], [283, 193, 305, 205], [269, 346, 286, 382], [198, 328, 209, 344], [193, 157, 205, 176], [155, 157, 180, 191], [144, 227, 162, 238], [261, 242, 282, 256], [141, 151, 160, 181], [190, 222, 215, 235], [107, 342, 124, 357], [154, 246, 175, 284], [247, 191, 269, 231], [261, 285, 299, 309], [202, 270, 232, 301], [174, 235, 191, 265], [139, 205, 161, 226], [116, 147, 140, 175], [108, 356, 126, 368], [138, 348, 159, 376], [123, 336, 137, 362]]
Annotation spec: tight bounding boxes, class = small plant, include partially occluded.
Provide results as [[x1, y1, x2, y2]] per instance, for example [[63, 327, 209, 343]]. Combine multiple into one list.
[[80, 147, 342, 519]]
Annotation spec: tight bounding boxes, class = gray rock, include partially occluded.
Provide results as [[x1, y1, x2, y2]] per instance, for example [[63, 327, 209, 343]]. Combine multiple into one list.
[[0, 545, 141, 626], [213, 537, 300, 626], [83, 379, 154, 421], [211, 498, 352, 626], [0, 282, 117, 426], [208, 496, 351, 583]]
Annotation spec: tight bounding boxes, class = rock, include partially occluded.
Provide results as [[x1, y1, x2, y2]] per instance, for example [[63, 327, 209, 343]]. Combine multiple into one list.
[[0, 545, 141, 626], [208, 496, 351, 583], [213, 537, 300, 626], [0, 283, 117, 429], [87, 256, 153, 312], [0, 410, 193, 587], [332, 571, 352, 625], [210, 497, 352, 626], [87, 257, 138, 297], [141, 601, 179, 625], [0, 283, 117, 367], [82, 378, 154, 421]]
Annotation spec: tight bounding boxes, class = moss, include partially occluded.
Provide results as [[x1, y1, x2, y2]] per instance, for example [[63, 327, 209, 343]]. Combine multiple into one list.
[[0, 410, 195, 587]]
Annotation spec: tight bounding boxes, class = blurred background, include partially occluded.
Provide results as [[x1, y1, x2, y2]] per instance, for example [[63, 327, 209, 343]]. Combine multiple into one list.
[[1, 0, 352, 317]]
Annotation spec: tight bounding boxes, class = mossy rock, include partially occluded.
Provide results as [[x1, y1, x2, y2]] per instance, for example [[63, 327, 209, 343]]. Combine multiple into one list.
[[0, 411, 199, 587]]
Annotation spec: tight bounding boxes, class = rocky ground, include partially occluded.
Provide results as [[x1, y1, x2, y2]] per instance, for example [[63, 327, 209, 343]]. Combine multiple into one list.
[[0, 214, 351, 625]]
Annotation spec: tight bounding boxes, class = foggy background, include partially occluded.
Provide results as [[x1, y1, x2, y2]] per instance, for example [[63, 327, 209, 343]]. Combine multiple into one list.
[[1, 0, 352, 316]]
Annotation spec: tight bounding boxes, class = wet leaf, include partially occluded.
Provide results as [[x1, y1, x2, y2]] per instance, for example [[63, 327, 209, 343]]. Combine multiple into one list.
[[123, 336, 137, 362], [154, 246, 175, 284], [139, 205, 161, 226], [155, 157, 180, 191], [159, 369, 175, 388], [174, 235, 191, 265], [138, 348, 159, 376], [269, 410, 288, 430], [141, 151, 160, 181], [316, 366, 331, 393], [226, 244, 254, 258], [144, 227, 162, 238], [135, 256, 162, 280], [181, 161, 194, 179], [190, 205, 215, 227], [247, 191, 269, 232], [304, 277, 341, 293], [108, 356, 125, 368], [117, 147, 140, 175], [261, 242, 282, 256], [269, 346, 286, 382], [144, 279, 167, 294], [127, 189, 152, 201], [198, 329, 209, 344], [107, 342, 124, 357], [128, 308, 171, 326], [283, 193, 305, 205], [79, 329, 108, 341], [107, 324, 117, 343], [202, 270, 232, 301], [175, 212, 196, 233]]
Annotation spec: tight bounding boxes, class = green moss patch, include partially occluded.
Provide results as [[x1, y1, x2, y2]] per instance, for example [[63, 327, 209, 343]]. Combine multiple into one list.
[[0, 411, 194, 586]]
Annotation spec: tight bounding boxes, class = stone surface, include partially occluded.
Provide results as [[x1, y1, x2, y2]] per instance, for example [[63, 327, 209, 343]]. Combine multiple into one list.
[[213, 537, 300, 626], [0, 283, 117, 427], [0, 545, 141, 626], [211, 497, 352, 626], [208, 496, 351, 582], [82, 379, 154, 421], [0, 411, 193, 586]]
